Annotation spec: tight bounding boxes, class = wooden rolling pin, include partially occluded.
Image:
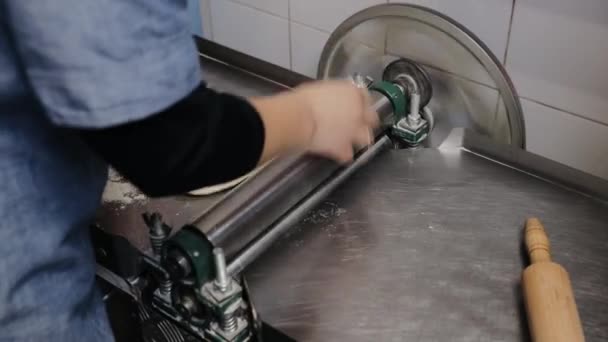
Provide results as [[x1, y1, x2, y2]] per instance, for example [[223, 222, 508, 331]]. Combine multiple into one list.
[[522, 218, 585, 342]]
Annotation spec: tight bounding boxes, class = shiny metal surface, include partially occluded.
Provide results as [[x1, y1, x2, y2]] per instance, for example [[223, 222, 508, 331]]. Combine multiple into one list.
[[227, 136, 392, 276], [198, 92, 394, 260], [318, 3, 525, 148], [195, 37, 311, 88], [97, 40, 608, 342], [246, 130, 608, 341]]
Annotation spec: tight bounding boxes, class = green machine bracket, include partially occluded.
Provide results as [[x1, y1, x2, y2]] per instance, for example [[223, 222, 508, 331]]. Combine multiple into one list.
[[164, 227, 215, 287], [369, 81, 408, 121], [391, 121, 430, 145]]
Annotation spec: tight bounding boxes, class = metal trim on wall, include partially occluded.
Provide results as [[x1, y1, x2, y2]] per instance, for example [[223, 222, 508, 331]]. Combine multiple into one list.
[[195, 37, 312, 89], [317, 3, 526, 148]]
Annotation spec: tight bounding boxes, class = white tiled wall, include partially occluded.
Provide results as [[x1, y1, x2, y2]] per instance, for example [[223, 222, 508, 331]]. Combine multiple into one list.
[[290, 22, 330, 77], [290, 0, 385, 33], [199, 0, 608, 180], [231, 0, 288, 17], [519, 99, 608, 178], [207, 0, 290, 68]]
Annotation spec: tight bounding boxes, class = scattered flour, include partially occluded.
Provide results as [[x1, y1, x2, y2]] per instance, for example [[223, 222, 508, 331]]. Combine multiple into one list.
[[303, 202, 347, 224], [102, 169, 147, 206]]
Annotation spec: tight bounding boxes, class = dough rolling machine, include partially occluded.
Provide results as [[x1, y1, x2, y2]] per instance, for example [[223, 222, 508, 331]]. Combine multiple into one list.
[[94, 4, 608, 342]]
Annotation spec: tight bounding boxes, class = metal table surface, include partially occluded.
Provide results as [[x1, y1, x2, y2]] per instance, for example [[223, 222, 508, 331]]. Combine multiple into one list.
[[98, 47, 608, 341], [245, 142, 608, 341]]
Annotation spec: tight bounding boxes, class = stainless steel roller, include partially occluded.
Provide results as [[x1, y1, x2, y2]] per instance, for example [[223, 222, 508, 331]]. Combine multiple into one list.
[[227, 135, 392, 275], [192, 91, 394, 260]]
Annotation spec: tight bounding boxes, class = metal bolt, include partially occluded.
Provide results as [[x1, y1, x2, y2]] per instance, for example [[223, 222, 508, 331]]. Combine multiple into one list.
[[221, 312, 238, 332], [160, 278, 172, 296], [145, 213, 170, 257], [177, 295, 197, 319], [213, 248, 231, 292], [407, 114, 421, 126], [409, 93, 421, 120]]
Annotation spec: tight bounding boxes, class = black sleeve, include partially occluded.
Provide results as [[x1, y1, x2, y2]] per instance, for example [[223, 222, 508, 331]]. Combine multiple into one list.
[[79, 82, 265, 197]]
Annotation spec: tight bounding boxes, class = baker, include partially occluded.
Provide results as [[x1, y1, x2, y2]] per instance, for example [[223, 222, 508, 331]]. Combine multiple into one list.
[[0, 1, 378, 340]]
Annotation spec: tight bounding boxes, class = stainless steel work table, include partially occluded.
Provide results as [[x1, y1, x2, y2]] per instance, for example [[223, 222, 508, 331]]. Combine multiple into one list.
[[99, 50, 608, 341], [245, 142, 608, 341]]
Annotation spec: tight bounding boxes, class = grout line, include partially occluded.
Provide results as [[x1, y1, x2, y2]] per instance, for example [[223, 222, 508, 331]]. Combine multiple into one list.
[[222, 0, 331, 39], [290, 17, 383, 54], [226, 0, 289, 19], [288, 0, 293, 70], [290, 18, 332, 35], [502, 0, 516, 66], [519, 96, 608, 127], [420, 62, 499, 91]]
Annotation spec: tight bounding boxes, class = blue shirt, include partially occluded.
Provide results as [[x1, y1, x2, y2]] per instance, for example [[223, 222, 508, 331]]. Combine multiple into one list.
[[0, 1, 201, 340]]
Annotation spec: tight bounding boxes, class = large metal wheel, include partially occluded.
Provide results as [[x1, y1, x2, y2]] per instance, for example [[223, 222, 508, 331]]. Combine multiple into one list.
[[318, 3, 525, 148]]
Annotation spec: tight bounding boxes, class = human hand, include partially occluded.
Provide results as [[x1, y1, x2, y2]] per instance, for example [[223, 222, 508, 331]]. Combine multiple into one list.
[[291, 80, 379, 162], [250, 80, 379, 164]]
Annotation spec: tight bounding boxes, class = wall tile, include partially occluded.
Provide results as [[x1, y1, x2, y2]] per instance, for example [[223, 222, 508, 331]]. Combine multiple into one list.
[[210, 0, 290, 68], [518, 98, 608, 180], [389, 0, 513, 61], [291, 22, 330, 78], [290, 0, 385, 33], [507, 0, 608, 125], [231, 0, 288, 17]]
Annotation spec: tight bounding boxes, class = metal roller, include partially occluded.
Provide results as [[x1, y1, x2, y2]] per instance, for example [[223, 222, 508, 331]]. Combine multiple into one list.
[[192, 90, 394, 260], [152, 56, 441, 342], [157, 58, 445, 288], [227, 135, 392, 275], [161, 85, 401, 287]]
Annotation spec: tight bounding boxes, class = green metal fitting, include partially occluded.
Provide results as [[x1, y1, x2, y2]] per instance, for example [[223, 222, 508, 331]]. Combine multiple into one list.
[[199, 282, 243, 312], [391, 120, 430, 146], [164, 227, 215, 286], [369, 81, 408, 120]]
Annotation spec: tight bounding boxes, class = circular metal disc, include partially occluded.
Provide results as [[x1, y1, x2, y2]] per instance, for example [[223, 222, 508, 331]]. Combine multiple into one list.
[[383, 57, 433, 108], [317, 4, 525, 148]]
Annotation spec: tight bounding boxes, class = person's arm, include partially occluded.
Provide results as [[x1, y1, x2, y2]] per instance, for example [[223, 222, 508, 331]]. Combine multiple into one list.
[[80, 80, 377, 197], [254, 80, 379, 163], [4, 0, 377, 198], [79, 83, 268, 196]]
